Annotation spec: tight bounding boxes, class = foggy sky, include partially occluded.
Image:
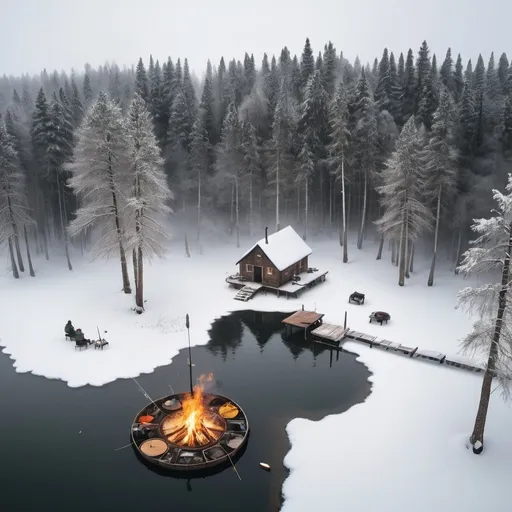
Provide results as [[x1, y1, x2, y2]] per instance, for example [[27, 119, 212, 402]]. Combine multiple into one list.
[[2, 0, 511, 77]]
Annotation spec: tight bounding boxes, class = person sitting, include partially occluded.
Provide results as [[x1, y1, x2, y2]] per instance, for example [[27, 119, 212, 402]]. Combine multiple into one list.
[[65, 320, 76, 339], [74, 329, 91, 344]]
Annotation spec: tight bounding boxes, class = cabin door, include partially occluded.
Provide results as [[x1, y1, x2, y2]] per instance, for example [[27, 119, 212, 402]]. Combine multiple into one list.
[[253, 266, 263, 283]]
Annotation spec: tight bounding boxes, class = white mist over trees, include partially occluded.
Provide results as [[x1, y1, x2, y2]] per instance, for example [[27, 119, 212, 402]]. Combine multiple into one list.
[[1, 39, 512, 294]]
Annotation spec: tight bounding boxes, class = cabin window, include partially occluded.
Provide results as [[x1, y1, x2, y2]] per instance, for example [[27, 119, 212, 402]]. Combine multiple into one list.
[[246, 264, 253, 272], [256, 253, 262, 259], [267, 267, 273, 275]]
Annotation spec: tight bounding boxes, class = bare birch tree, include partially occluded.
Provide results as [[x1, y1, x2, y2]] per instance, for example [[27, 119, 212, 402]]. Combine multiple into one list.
[[67, 91, 132, 293], [375, 117, 432, 285], [0, 120, 32, 278], [125, 93, 172, 313], [456, 175, 512, 454]]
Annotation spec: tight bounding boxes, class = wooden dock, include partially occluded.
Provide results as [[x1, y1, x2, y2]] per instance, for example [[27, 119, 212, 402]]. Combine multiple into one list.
[[311, 323, 350, 344], [282, 310, 325, 340], [344, 330, 485, 374]]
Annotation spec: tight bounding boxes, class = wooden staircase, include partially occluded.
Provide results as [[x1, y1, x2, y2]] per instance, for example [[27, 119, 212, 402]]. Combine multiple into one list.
[[234, 286, 260, 302]]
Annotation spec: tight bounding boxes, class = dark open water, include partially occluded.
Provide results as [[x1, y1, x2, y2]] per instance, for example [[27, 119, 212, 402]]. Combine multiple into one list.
[[0, 311, 371, 512]]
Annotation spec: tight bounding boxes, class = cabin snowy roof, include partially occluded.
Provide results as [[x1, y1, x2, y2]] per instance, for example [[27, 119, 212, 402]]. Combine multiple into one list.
[[236, 226, 312, 271]]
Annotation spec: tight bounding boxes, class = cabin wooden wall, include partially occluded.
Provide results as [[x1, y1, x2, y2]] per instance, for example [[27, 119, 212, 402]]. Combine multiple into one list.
[[239, 245, 281, 287], [281, 256, 309, 285], [239, 247, 309, 288]]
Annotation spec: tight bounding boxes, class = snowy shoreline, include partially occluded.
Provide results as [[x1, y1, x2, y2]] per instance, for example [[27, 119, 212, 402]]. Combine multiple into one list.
[[2, 236, 512, 511]]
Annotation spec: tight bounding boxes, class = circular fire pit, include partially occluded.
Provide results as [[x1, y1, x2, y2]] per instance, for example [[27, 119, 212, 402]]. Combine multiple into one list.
[[131, 392, 249, 471]]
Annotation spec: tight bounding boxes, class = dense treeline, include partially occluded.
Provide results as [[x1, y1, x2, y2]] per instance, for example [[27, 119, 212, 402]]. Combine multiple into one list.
[[1, 39, 511, 289]]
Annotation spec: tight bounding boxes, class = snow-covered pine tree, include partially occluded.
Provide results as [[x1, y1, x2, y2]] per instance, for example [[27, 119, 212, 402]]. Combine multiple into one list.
[[0, 120, 32, 278], [269, 78, 297, 233], [240, 116, 260, 236], [440, 48, 454, 93], [135, 58, 149, 102], [70, 79, 84, 128], [456, 176, 512, 453], [189, 113, 210, 241], [350, 69, 378, 249], [388, 52, 402, 125], [67, 91, 132, 293], [30, 87, 52, 258], [374, 48, 390, 112], [264, 55, 279, 132], [322, 41, 337, 98], [454, 54, 464, 103], [83, 73, 93, 108], [497, 53, 509, 93], [125, 93, 172, 313], [48, 94, 74, 270], [299, 38, 315, 98], [423, 87, 458, 285], [328, 80, 350, 261], [297, 69, 329, 240], [215, 101, 244, 247], [199, 61, 216, 146], [402, 49, 416, 124], [375, 116, 432, 285]]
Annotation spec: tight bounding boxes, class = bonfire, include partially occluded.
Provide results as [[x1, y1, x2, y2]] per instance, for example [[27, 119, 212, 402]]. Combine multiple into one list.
[[161, 373, 226, 447]]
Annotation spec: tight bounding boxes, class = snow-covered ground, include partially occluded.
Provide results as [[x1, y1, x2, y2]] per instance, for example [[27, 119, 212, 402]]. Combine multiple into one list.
[[1, 228, 511, 511]]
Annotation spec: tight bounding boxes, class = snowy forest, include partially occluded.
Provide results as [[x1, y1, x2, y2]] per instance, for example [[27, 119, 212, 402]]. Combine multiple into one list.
[[1, 38, 512, 292]]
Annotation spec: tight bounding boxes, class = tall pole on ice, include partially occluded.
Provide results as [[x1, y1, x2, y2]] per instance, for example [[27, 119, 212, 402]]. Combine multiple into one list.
[[186, 314, 194, 395]]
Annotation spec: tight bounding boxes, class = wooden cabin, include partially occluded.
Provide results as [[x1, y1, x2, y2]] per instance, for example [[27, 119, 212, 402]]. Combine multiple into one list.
[[235, 226, 312, 288]]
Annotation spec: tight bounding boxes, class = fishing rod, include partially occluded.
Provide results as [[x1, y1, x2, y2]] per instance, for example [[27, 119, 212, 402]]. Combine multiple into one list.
[[186, 314, 194, 396]]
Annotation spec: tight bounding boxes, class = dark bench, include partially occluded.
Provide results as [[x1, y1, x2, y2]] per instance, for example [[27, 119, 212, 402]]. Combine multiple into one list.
[[75, 339, 89, 350], [349, 292, 365, 305], [369, 311, 390, 325]]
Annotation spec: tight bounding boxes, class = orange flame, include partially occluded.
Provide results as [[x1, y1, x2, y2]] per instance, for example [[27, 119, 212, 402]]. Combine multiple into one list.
[[163, 373, 224, 447]]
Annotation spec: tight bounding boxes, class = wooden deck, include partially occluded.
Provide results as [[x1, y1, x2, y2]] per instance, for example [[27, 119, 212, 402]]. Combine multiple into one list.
[[281, 313, 487, 376], [311, 323, 349, 344], [282, 310, 324, 340], [226, 269, 328, 301], [282, 310, 324, 327]]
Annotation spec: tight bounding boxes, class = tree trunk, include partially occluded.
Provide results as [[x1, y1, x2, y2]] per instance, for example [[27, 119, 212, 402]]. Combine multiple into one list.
[[405, 208, 410, 279], [409, 243, 415, 273], [296, 183, 300, 224], [235, 176, 240, 248], [23, 224, 35, 277], [197, 166, 201, 241], [8, 236, 19, 278], [132, 248, 138, 290], [303, 178, 309, 241], [329, 175, 333, 231], [454, 226, 463, 273], [341, 155, 348, 263], [391, 239, 396, 264], [249, 170, 253, 237], [111, 187, 131, 294], [229, 183, 234, 235], [185, 234, 191, 257], [135, 246, 144, 313], [6, 192, 25, 272], [357, 171, 367, 249], [376, 234, 384, 260], [319, 166, 324, 232], [398, 212, 406, 286], [276, 148, 280, 233], [428, 186, 442, 286], [56, 176, 73, 271], [469, 220, 512, 453]]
